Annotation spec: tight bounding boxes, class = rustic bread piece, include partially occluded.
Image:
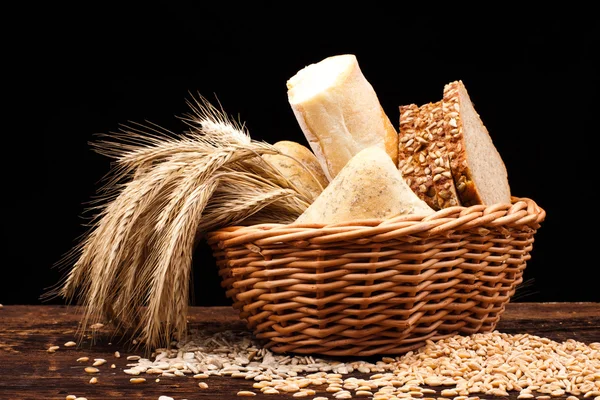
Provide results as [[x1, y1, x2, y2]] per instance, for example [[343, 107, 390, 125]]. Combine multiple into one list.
[[295, 146, 434, 224], [286, 54, 398, 181], [262, 140, 330, 203], [442, 80, 511, 206]]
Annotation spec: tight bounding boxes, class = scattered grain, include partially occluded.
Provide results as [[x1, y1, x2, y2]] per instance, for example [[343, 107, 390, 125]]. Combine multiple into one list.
[[76, 357, 89, 362], [129, 377, 146, 384], [84, 367, 99, 374], [123, 368, 140, 375], [92, 358, 107, 367], [64, 341, 77, 347], [116, 329, 599, 400], [198, 381, 209, 389], [356, 390, 373, 396], [89, 377, 98, 384], [47, 345, 60, 353], [66, 396, 76, 400], [237, 390, 256, 396], [114, 351, 121, 358]]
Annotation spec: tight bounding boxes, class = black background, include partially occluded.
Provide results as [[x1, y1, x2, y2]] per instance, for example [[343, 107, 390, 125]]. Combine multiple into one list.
[[8, 4, 599, 307]]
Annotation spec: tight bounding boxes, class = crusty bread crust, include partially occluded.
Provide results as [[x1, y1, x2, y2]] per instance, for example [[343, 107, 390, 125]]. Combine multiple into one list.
[[287, 54, 398, 181], [442, 80, 511, 206]]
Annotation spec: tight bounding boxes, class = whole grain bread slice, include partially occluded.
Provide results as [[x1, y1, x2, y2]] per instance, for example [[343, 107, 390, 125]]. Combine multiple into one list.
[[398, 101, 459, 210], [398, 103, 437, 209], [441, 80, 511, 206], [419, 101, 460, 209]]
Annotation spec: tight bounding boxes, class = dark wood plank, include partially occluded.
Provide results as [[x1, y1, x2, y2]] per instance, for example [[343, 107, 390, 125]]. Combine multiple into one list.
[[0, 303, 598, 399]]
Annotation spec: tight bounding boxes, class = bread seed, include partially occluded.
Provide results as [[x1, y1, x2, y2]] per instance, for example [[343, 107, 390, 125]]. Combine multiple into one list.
[[64, 341, 77, 347], [237, 391, 256, 396], [129, 377, 146, 384]]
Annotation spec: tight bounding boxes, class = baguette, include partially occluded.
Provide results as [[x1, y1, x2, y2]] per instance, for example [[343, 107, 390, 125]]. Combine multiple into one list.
[[286, 54, 398, 181], [442, 80, 511, 206], [262, 140, 329, 203], [295, 146, 434, 224]]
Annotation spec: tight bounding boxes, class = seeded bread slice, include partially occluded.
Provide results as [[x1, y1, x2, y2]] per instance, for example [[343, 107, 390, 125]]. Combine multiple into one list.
[[398, 102, 459, 210], [398, 103, 437, 209], [418, 101, 460, 209], [442, 80, 511, 206]]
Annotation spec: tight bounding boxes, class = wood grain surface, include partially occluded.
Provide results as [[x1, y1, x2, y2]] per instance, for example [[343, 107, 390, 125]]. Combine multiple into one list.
[[1, 303, 598, 400]]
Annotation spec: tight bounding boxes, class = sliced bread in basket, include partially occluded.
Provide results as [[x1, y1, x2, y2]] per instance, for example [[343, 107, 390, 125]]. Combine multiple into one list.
[[442, 80, 511, 206], [398, 101, 460, 210]]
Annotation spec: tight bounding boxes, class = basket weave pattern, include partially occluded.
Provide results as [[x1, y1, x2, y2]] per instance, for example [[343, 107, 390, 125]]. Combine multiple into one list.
[[207, 197, 545, 356]]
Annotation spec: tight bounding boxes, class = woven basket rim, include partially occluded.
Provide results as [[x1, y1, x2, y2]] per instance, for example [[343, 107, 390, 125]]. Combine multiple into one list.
[[206, 196, 545, 247]]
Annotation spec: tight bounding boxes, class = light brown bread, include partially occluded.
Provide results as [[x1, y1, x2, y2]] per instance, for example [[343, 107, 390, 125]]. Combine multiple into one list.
[[442, 80, 511, 206], [286, 54, 398, 182], [262, 140, 329, 203], [295, 146, 434, 224]]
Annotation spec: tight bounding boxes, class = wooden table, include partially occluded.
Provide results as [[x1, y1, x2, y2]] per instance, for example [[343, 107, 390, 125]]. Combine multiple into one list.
[[1, 303, 598, 400]]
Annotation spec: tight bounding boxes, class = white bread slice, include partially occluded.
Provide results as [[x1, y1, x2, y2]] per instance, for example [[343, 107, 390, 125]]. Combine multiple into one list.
[[286, 54, 398, 182], [442, 80, 511, 206], [262, 140, 329, 203], [295, 146, 434, 224]]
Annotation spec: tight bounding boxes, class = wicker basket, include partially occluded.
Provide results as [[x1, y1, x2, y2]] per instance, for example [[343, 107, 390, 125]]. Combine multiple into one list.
[[206, 197, 545, 357]]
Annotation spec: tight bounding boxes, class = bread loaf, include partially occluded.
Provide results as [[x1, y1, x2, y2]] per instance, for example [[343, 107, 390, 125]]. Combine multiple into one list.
[[295, 146, 434, 224], [262, 140, 329, 203], [442, 80, 511, 206], [286, 54, 398, 182]]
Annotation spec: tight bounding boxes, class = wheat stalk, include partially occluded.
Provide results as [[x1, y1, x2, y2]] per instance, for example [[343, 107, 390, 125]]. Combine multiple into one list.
[[46, 93, 312, 351]]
